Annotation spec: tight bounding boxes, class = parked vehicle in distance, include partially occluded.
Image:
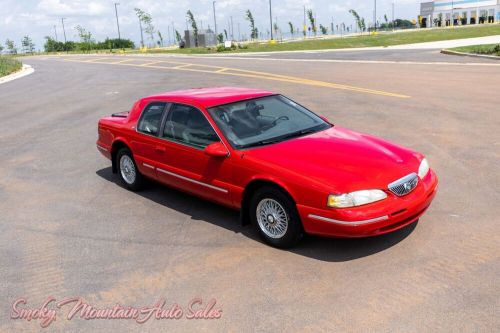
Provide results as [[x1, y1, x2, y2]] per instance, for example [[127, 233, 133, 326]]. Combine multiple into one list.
[[97, 87, 438, 248]]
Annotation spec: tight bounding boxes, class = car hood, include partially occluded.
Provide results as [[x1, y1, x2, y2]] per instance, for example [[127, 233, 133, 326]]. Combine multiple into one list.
[[241, 126, 422, 193]]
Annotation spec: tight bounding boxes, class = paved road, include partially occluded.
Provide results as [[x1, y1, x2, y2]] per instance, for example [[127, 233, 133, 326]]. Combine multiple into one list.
[[213, 48, 500, 63], [0, 52, 499, 332]]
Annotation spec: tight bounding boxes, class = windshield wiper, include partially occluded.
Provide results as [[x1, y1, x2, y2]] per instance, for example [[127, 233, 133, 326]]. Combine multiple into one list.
[[237, 128, 319, 149], [282, 128, 317, 139], [237, 138, 283, 149]]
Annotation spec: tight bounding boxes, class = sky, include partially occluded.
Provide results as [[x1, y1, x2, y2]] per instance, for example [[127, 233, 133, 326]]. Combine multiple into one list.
[[0, 0, 420, 50]]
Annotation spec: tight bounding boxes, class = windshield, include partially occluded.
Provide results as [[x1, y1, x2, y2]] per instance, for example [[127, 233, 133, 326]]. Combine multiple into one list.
[[207, 95, 331, 149]]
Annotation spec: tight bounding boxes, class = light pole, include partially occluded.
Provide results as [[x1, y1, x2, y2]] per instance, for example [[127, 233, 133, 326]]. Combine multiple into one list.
[[230, 16, 234, 40], [392, 2, 395, 31], [53, 25, 58, 41], [303, 5, 306, 38], [114, 3, 121, 41], [476, 0, 479, 24], [374, 0, 377, 31], [172, 21, 176, 43], [212, 1, 217, 36], [61, 18, 67, 43], [269, 0, 273, 40], [138, 17, 144, 47], [451, 0, 455, 26]]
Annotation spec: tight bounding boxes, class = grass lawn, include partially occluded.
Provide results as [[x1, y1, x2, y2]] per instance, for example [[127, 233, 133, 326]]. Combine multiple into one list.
[[131, 47, 212, 55], [449, 43, 500, 56], [0, 56, 22, 77], [147, 24, 500, 54]]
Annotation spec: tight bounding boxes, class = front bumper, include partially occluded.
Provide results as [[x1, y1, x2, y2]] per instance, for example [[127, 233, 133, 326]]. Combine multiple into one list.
[[297, 170, 438, 237]]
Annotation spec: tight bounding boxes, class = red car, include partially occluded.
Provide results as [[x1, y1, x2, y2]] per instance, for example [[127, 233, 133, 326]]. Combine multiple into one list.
[[97, 87, 438, 248]]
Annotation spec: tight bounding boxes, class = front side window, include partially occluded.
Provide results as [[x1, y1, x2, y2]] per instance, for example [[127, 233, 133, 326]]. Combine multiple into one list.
[[137, 102, 166, 136], [163, 104, 219, 149], [207, 95, 331, 149]]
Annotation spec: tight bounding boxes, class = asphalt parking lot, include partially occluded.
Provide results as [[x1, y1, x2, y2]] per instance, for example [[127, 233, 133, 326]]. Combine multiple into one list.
[[1, 50, 499, 332]]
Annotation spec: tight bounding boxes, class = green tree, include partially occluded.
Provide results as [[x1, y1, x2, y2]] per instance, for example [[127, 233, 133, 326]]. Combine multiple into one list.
[[175, 30, 182, 42], [273, 22, 279, 38], [393, 19, 414, 28], [96, 38, 134, 50], [245, 10, 258, 40], [5, 39, 17, 54], [349, 9, 364, 34], [307, 10, 316, 36], [157, 31, 163, 47], [21, 36, 35, 54], [288, 22, 294, 37], [186, 10, 198, 47], [44, 36, 61, 52], [134, 8, 145, 47], [217, 33, 224, 43], [75, 25, 94, 52], [319, 24, 328, 35], [134, 8, 155, 46], [0, 44, 3, 52], [224, 29, 228, 40]]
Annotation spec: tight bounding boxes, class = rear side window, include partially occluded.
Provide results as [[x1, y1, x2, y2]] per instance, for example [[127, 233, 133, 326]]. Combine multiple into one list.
[[137, 103, 166, 136]]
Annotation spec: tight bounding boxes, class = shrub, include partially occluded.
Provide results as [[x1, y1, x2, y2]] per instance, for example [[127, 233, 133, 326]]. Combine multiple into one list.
[[0, 56, 22, 77]]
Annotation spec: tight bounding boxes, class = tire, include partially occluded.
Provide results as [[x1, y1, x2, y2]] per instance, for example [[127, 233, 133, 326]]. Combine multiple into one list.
[[116, 147, 144, 191], [249, 186, 304, 248]]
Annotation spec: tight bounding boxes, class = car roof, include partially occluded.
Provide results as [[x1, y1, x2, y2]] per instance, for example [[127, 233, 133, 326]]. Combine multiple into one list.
[[144, 87, 275, 108]]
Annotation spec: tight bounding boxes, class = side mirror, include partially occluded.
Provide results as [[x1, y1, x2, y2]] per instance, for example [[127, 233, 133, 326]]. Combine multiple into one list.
[[204, 142, 229, 158]]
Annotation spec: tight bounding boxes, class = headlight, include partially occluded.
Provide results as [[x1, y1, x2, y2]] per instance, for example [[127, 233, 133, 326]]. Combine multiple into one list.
[[328, 190, 387, 208], [418, 158, 430, 179]]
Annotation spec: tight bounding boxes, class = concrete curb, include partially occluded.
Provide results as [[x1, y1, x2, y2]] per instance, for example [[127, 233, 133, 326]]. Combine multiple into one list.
[[0, 64, 35, 85], [440, 49, 500, 60]]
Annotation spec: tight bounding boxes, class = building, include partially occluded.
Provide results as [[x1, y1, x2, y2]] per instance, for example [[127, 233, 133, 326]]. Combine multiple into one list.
[[184, 29, 217, 48], [420, 0, 500, 27]]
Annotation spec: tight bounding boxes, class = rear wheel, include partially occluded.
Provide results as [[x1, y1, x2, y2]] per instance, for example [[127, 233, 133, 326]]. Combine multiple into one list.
[[250, 186, 304, 248], [116, 148, 144, 191]]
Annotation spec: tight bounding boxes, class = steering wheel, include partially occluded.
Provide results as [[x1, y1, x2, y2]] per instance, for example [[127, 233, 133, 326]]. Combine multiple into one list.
[[217, 110, 230, 123], [262, 116, 289, 131]]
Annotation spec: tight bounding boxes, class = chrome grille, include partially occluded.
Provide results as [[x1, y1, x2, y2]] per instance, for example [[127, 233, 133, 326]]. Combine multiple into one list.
[[388, 173, 418, 196]]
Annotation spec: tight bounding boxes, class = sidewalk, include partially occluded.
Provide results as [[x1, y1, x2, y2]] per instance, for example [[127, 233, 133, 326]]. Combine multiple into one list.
[[386, 35, 500, 50], [185, 35, 500, 57]]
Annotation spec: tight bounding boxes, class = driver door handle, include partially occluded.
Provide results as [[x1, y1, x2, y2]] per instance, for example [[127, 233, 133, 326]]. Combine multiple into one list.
[[155, 146, 166, 153]]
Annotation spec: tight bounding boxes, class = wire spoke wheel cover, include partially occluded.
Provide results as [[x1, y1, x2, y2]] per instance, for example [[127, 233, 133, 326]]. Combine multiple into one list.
[[256, 198, 289, 239], [120, 155, 136, 185]]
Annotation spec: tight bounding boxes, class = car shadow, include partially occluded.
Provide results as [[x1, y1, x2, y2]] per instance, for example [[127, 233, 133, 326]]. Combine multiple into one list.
[[96, 167, 417, 262]]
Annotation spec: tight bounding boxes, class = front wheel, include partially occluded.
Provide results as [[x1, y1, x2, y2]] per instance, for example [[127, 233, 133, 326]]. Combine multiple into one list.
[[250, 186, 304, 248], [116, 147, 144, 191]]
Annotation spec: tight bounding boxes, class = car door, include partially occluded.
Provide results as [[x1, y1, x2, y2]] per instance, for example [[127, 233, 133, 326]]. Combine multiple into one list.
[[154, 103, 233, 206], [129, 102, 168, 179]]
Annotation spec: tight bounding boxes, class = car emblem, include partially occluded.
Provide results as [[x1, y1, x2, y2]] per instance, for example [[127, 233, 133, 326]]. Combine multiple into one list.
[[388, 173, 418, 196]]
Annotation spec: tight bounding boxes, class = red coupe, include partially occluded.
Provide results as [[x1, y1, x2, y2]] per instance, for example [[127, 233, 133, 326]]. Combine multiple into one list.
[[97, 87, 438, 248]]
